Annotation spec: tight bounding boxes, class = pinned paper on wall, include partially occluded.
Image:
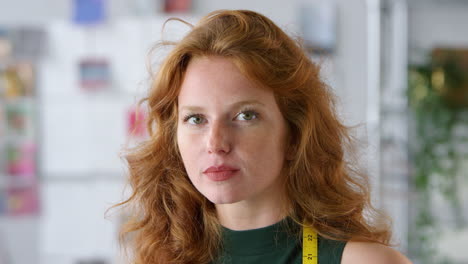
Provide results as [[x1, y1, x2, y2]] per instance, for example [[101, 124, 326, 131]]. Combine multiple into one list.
[[5, 103, 35, 138], [78, 58, 111, 91], [8, 28, 47, 60], [127, 105, 147, 139], [1, 63, 35, 98], [164, 0, 192, 13], [73, 0, 107, 25], [7, 185, 40, 216], [0, 29, 12, 60], [6, 142, 36, 179]]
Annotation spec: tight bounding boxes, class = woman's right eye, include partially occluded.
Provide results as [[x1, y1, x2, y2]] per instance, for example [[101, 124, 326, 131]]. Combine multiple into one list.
[[184, 114, 205, 125]]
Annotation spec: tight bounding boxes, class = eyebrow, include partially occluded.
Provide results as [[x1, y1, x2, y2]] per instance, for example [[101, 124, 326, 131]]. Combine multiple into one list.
[[179, 100, 265, 112]]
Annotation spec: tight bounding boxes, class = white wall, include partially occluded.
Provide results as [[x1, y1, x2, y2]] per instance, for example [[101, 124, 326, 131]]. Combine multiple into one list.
[[0, 0, 67, 26]]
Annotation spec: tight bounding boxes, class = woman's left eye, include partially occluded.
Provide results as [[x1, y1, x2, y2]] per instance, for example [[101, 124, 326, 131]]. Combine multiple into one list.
[[236, 110, 258, 121]]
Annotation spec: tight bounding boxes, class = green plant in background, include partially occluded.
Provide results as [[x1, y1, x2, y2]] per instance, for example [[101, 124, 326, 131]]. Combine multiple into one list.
[[408, 49, 468, 264]]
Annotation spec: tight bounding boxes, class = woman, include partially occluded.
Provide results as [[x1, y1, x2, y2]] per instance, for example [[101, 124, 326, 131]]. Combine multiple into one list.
[[115, 9, 412, 264]]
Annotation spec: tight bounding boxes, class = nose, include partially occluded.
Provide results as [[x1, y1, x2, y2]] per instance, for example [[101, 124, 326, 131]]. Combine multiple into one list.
[[206, 120, 231, 155]]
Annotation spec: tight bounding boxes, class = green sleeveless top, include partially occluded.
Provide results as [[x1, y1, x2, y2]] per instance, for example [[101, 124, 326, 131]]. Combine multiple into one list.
[[212, 217, 346, 264]]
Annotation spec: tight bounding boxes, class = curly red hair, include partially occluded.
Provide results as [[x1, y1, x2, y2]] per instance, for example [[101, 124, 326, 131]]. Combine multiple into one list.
[[112, 9, 392, 264]]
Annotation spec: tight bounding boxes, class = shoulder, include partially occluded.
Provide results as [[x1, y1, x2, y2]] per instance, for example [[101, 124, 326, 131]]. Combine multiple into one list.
[[341, 241, 412, 264]]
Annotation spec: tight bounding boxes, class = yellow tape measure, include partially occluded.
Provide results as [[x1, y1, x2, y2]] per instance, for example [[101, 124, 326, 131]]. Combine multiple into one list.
[[303, 226, 318, 264]]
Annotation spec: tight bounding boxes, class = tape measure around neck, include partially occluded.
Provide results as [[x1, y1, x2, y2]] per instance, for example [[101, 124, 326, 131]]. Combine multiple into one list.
[[303, 226, 318, 264]]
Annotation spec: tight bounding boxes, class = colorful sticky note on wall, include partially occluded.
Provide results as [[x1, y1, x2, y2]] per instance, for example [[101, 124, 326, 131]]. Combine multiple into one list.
[[127, 106, 147, 138], [2, 63, 35, 98], [6, 142, 36, 179], [9, 28, 46, 60], [73, 0, 107, 25], [7, 185, 39, 216], [0, 29, 12, 59], [79, 58, 111, 91], [164, 0, 192, 13], [5, 103, 35, 137]]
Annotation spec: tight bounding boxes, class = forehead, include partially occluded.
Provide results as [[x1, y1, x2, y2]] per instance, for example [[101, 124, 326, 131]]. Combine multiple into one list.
[[178, 56, 274, 108]]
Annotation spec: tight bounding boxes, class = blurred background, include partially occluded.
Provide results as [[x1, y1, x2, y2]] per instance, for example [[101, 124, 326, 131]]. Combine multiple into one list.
[[0, 0, 467, 263]]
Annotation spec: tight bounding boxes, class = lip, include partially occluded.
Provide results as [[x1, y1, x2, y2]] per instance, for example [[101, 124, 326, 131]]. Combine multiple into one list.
[[203, 165, 239, 173], [203, 165, 240, 182]]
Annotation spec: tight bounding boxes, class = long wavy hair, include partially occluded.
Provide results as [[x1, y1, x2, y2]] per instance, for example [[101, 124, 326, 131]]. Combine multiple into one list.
[[113, 9, 392, 264]]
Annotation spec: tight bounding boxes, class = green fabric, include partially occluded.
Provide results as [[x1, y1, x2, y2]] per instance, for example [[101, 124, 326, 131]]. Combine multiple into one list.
[[212, 217, 346, 264]]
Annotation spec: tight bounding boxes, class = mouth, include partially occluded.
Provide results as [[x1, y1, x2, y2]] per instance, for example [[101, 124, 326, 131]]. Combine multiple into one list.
[[203, 170, 239, 181], [203, 165, 240, 181]]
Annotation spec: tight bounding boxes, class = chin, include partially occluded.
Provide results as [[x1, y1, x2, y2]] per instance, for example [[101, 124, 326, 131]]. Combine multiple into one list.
[[205, 193, 242, 205]]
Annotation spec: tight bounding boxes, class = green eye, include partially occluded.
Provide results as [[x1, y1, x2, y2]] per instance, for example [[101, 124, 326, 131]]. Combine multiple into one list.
[[237, 111, 258, 121], [184, 114, 204, 125], [189, 116, 204, 124]]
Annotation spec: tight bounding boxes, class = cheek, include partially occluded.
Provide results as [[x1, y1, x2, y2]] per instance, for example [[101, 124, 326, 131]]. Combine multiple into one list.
[[239, 126, 286, 161], [177, 129, 201, 171]]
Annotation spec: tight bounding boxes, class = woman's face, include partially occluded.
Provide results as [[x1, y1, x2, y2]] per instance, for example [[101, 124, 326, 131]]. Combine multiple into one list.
[[176, 56, 289, 205]]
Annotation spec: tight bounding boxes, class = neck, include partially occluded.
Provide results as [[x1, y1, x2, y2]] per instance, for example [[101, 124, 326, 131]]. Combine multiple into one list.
[[215, 191, 289, 231]]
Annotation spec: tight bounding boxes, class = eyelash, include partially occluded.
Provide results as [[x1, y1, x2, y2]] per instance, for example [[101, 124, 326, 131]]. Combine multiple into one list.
[[182, 108, 259, 124]]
